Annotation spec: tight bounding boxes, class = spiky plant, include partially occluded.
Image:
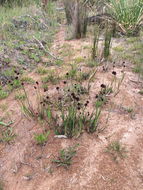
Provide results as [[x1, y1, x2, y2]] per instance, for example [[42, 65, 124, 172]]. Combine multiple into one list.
[[106, 0, 143, 36]]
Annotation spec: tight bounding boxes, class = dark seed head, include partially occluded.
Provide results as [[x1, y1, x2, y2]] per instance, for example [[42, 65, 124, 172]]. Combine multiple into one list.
[[56, 86, 59, 90], [71, 93, 75, 97], [44, 88, 48, 92], [101, 84, 106, 88], [100, 97, 104, 101], [34, 86, 37, 89], [21, 82, 24, 86], [15, 77, 18, 80], [95, 95, 98, 99], [58, 97, 62, 101], [103, 66, 106, 71], [122, 62, 126, 67], [77, 107, 80, 110], [112, 71, 117, 76], [75, 97, 80, 101], [63, 81, 67, 84]]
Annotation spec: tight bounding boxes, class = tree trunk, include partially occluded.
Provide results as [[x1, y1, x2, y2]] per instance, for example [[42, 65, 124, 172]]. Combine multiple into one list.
[[63, 0, 73, 24], [64, 0, 88, 39]]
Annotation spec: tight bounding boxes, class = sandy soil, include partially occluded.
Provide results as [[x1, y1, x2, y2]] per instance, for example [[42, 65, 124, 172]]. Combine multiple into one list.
[[0, 26, 143, 190]]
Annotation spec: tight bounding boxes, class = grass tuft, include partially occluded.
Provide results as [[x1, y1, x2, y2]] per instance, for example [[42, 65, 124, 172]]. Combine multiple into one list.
[[52, 144, 79, 168]]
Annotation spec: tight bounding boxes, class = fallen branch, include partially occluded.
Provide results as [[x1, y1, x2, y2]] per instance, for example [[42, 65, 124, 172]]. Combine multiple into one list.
[[33, 36, 63, 61]]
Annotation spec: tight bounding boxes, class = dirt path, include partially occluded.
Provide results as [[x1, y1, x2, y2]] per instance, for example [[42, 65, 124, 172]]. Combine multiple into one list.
[[0, 26, 143, 190]]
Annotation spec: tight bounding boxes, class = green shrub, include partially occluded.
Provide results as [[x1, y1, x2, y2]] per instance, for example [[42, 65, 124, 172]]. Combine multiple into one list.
[[107, 0, 143, 36]]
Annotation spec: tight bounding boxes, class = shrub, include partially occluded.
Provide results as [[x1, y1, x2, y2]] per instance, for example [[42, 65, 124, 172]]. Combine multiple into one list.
[[106, 0, 143, 36]]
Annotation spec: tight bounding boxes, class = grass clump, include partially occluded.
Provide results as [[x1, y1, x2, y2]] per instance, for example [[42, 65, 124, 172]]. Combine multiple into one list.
[[86, 59, 98, 67], [113, 46, 124, 52], [0, 127, 16, 143], [65, 65, 78, 80], [76, 71, 91, 82], [34, 131, 50, 146], [124, 107, 133, 113], [37, 67, 48, 75], [106, 141, 127, 161], [0, 89, 9, 100], [54, 60, 63, 66], [7, 79, 21, 91], [0, 104, 8, 111], [15, 93, 26, 100], [107, 0, 143, 36], [42, 71, 60, 84], [52, 144, 79, 168], [21, 76, 35, 84], [74, 57, 85, 64]]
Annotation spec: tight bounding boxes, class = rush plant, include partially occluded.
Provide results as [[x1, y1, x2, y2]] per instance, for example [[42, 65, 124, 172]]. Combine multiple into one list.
[[55, 95, 102, 137]]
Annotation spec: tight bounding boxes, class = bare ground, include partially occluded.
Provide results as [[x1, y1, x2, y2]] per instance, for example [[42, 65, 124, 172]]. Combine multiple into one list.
[[0, 26, 143, 190]]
